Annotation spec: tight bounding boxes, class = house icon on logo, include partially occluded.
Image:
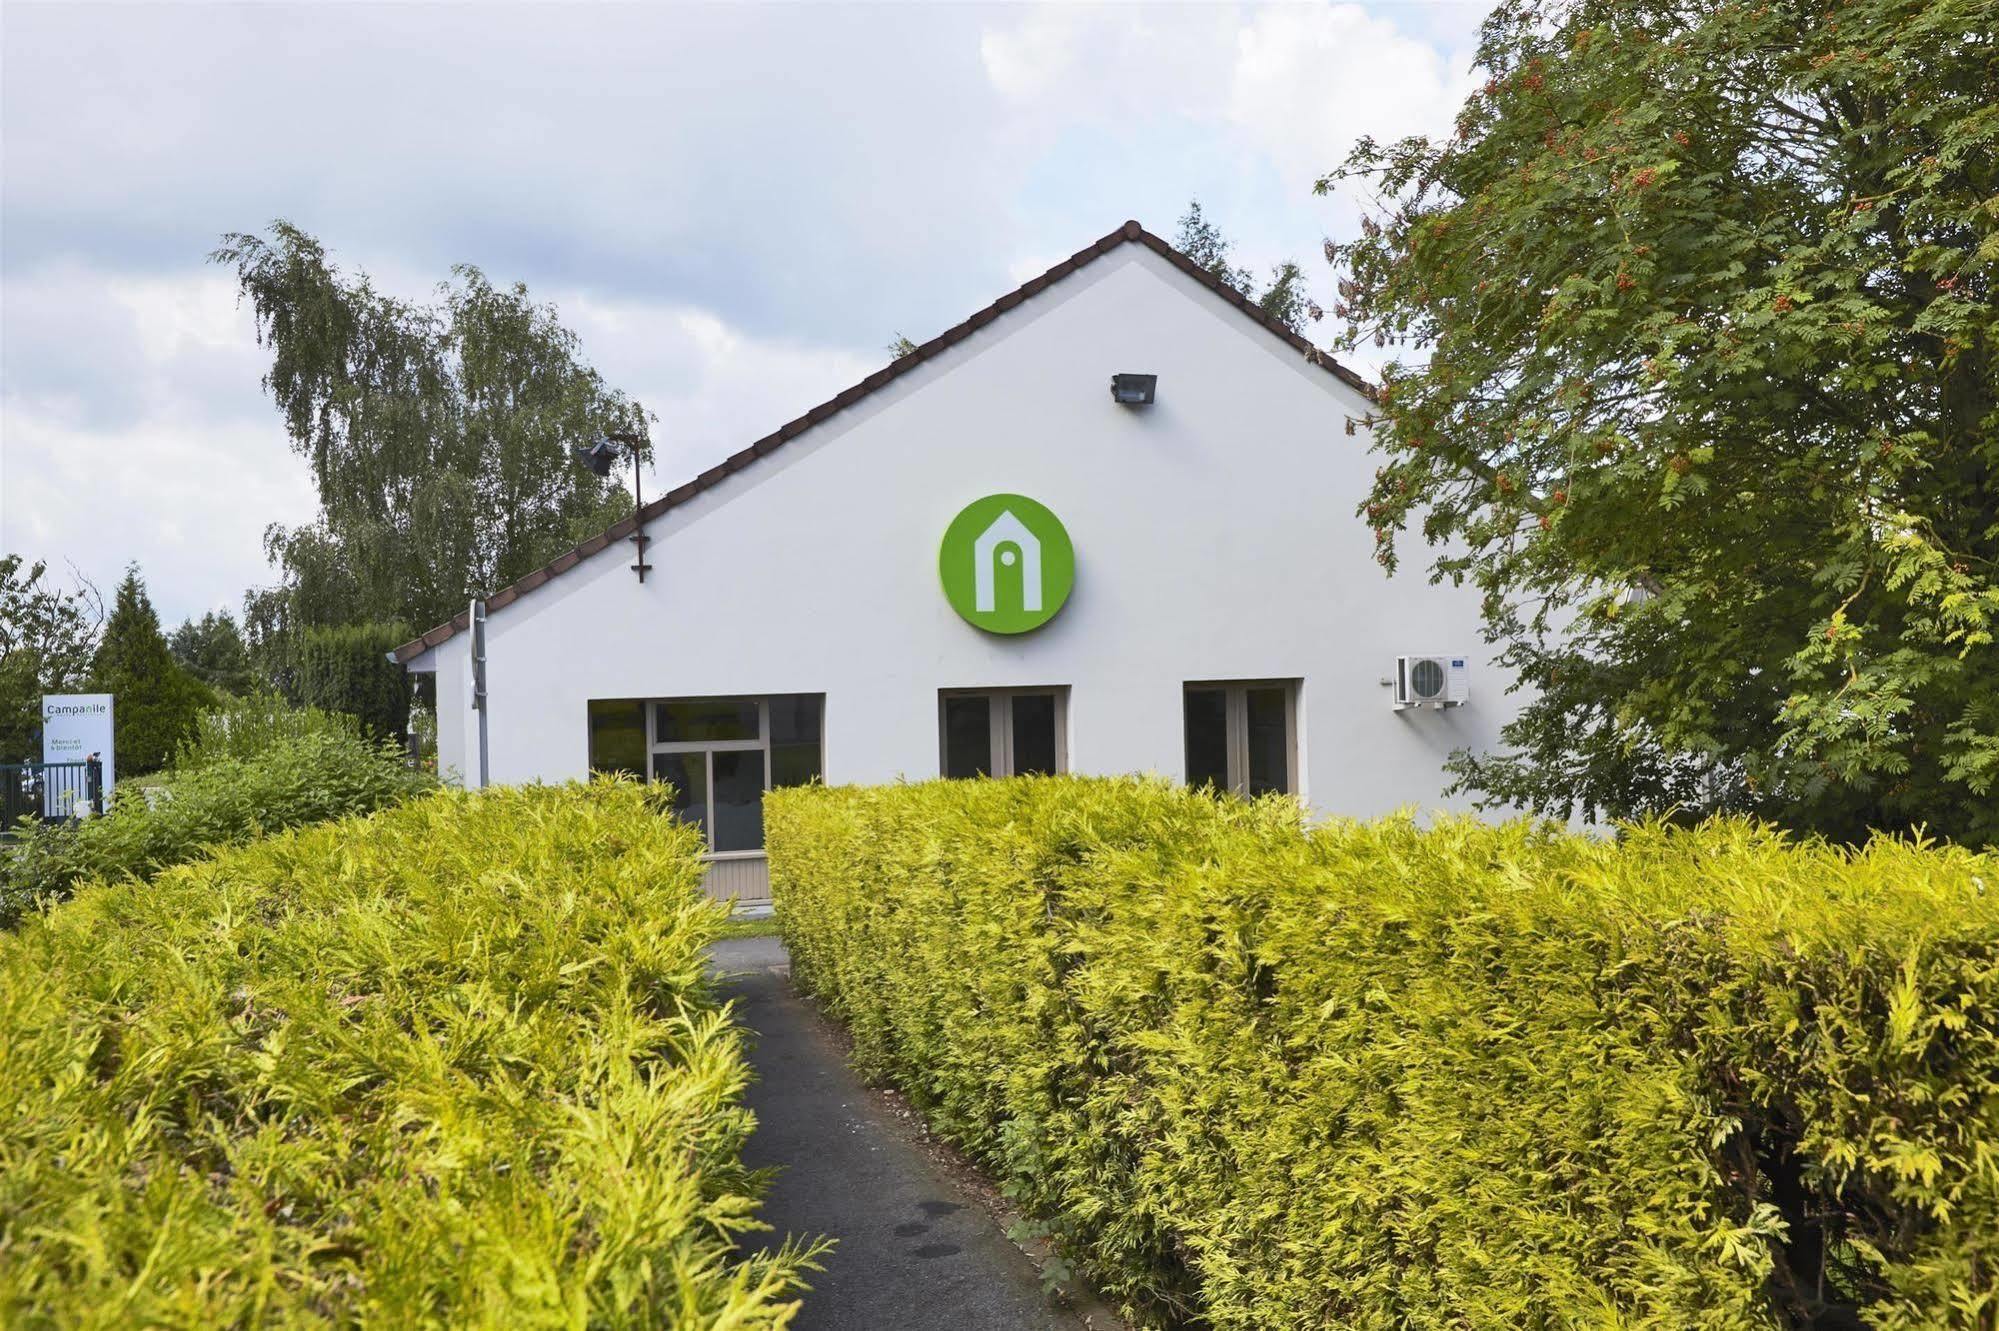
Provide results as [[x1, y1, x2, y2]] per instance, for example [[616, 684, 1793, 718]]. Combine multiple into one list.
[[939, 492, 1072, 634], [972, 510, 1042, 613]]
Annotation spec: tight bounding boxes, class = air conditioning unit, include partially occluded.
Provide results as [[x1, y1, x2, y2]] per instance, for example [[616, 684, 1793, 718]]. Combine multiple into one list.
[[1394, 654, 1469, 709]]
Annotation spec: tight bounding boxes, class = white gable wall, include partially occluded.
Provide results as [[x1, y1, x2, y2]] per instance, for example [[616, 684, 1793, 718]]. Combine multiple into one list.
[[424, 245, 1525, 819]]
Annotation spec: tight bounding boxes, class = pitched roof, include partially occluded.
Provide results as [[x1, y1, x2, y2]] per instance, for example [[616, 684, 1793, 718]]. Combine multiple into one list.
[[393, 219, 1372, 663]]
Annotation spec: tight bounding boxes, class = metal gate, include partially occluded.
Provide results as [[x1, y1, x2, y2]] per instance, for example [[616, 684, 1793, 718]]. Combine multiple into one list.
[[0, 759, 104, 833]]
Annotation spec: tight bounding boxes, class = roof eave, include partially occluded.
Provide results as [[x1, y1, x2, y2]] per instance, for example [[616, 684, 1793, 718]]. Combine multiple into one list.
[[391, 219, 1375, 665]]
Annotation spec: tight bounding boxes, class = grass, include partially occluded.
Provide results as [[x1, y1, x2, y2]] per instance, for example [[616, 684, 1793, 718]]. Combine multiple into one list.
[[718, 913, 783, 939]]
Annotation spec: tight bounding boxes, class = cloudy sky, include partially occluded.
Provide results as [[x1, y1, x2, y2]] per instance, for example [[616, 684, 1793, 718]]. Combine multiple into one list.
[[1, 1, 1481, 628]]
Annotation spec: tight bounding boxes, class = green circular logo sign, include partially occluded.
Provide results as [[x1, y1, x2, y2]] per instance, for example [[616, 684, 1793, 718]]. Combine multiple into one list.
[[939, 493, 1075, 634]]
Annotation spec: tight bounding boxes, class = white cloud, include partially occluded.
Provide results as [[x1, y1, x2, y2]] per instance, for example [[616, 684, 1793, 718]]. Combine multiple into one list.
[[558, 293, 882, 490], [3, 3, 1477, 624], [979, 6, 1237, 125], [973, 2, 1476, 339], [0, 266, 314, 622], [0, 3, 1025, 347], [0, 405, 318, 625], [1227, 5, 1475, 193], [979, 2, 1472, 181], [979, 9, 1083, 103], [0, 267, 880, 625]]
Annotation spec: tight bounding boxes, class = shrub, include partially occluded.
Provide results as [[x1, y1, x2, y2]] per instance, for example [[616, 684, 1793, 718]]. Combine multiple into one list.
[[768, 777, 1999, 1330], [0, 781, 818, 1326], [1, 730, 432, 925], [172, 690, 360, 771], [293, 620, 412, 743]]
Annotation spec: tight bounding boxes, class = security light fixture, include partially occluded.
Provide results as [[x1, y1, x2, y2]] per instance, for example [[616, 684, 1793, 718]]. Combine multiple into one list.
[[1110, 373, 1157, 406], [572, 437, 619, 478], [571, 431, 653, 582]]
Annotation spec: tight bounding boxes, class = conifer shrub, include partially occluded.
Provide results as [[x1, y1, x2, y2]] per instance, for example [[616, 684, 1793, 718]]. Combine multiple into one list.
[[0, 730, 432, 926], [293, 620, 414, 743], [767, 777, 1999, 1330], [0, 781, 817, 1326]]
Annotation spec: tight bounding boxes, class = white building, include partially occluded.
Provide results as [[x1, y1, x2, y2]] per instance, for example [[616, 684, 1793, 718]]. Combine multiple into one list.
[[397, 221, 1527, 900]]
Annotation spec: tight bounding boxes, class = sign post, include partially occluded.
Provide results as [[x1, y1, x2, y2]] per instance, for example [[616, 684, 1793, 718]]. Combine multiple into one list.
[[41, 693, 115, 815]]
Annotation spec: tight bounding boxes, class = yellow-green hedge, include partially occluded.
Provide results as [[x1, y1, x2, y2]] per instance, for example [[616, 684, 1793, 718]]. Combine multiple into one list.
[[1, 780, 817, 1328], [767, 777, 1999, 1330]]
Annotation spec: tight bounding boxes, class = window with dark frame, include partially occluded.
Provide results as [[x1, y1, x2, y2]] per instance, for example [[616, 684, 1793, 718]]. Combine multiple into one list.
[[586, 699, 647, 779], [586, 695, 823, 854], [1183, 681, 1297, 798], [939, 688, 1067, 779]]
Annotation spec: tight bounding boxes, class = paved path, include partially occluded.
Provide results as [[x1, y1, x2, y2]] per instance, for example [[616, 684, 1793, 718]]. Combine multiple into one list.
[[711, 937, 1093, 1331]]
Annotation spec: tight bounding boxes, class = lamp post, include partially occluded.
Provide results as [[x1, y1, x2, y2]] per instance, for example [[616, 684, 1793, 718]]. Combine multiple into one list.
[[573, 431, 654, 582]]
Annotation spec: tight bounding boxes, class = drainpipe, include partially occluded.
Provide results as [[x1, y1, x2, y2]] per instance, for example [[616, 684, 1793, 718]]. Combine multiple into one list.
[[469, 598, 490, 790]]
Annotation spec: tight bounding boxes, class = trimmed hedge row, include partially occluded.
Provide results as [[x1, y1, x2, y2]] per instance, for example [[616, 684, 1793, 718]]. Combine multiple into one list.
[[767, 777, 1999, 1330], [294, 620, 416, 745], [1, 731, 433, 927], [1, 781, 817, 1326]]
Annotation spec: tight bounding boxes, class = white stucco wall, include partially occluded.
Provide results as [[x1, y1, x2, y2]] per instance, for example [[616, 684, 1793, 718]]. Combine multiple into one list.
[[419, 245, 1526, 820]]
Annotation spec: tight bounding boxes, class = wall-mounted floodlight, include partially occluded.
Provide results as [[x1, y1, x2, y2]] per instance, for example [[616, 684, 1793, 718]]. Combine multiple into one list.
[[1110, 373, 1157, 406], [572, 437, 619, 478], [570, 431, 653, 581]]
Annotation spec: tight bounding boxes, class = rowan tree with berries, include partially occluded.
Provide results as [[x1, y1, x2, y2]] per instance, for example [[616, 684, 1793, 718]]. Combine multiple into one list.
[[1325, 0, 1999, 843]]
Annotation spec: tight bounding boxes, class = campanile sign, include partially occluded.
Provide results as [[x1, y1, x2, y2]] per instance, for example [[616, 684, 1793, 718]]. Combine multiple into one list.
[[41, 693, 115, 810], [938, 494, 1075, 634]]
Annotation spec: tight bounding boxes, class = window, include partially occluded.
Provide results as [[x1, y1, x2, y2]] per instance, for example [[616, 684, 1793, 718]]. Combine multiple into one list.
[[587, 699, 647, 778], [591, 695, 823, 854], [939, 688, 1067, 778], [1184, 681, 1297, 797]]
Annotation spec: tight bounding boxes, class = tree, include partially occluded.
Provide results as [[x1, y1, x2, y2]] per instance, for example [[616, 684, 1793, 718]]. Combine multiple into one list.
[[1173, 201, 1319, 334], [887, 333, 919, 360], [1176, 199, 1257, 296], [212, 223, 652, 640], [169, 610, 257, 696], [1323, 0, 1999, 846], [92, 566, 212, 775], [292, 621, 413, 745], [1257, 261, 1312, 337], [0, 556, 100, 761]]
